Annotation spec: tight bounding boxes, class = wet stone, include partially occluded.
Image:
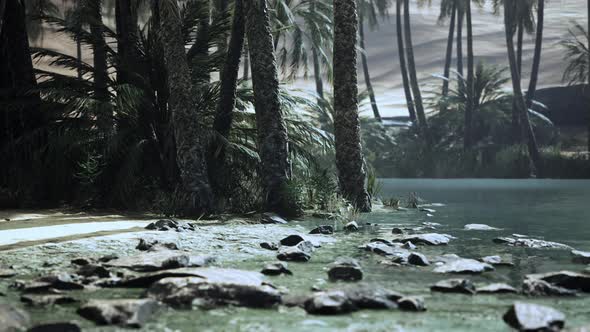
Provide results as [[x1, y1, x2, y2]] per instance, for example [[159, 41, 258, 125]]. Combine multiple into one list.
[[503, 302, 565, 332], [309, 225, 334, 235], [526, 271, 590, 292], [37, 274, 84, 291], [70, 258, 91, 266], [279, 235, 305, 246], [0, 268, 16, 278], [136, 239, 179, 251], [391, 227, 404, 234], [304, 291, 356, 315], [476, 283, 518, 294], [344, 221, 359, 232], [98, 254, 118, 263], [327, 258, 363, 282], [77, 299, 159, 328], [464, 224, 501, 231], [0, 303, 30, 331], [431, 278, 476, 294], [433, 258, 494, 274], [260, 242, 279, 251], [407, 253, 430, 266], [105, 251, 214, 272], [261, 262, 292, 276], [402, 241, 417, 250], [27, 322, 81, 332], [277, 241, 313, 262], [493, 237, 573, 250], [344, 284, 403, 309], [522, 279, 577, 297], [572, 250, 590, 264], [398, 296, 426, 312], [480, 255, 514, 267], [396, 233, 453, 246], [261, 213, 288, 225], [20, 294, 77, 307], [76, 265, 110, 279]]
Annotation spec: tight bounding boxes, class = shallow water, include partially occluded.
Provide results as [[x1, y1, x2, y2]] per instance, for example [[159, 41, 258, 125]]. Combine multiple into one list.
[[2, 179, 590, 331]]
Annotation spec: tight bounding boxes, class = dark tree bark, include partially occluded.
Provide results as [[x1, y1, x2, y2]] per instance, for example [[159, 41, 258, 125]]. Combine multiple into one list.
[[115, 0, 140, 85], [359, 11, 381, 122], [456, 6, 464, 76], [214, 0, 245, 138], [525, 0, 544, 109], [441, 2, 456, 106], [310, 1, 324, 101], [333, 0, 371, 212], [464, 0, 474, 150], [160, 0, 214, 215], [396, 0, 416, 123], [87, 1, 108, 102], [587, 0, 589, 152], [242, 45, 250, 80], [188, 0, 211, 84], [243, 0, 296, 216], [516, 20, 524, 75], [503, 0, 543, 176], [403, 0, 430, 142]]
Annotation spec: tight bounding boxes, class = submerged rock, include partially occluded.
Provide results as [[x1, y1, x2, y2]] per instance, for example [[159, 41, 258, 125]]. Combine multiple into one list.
[[70, 258, 91, 266], [431, 279, 476, 294], [36, 274, 84, 291], [363, 242, 411, 261], [344, 221, 359, 232], [397, 296, 426, 311], [522, 279, 577, 297], [476, 283, 518, 294], [572, 250, 590, 264], [304, 291, 356, 315], [277, 241, 313, 262], [145, 219, 195, 232], [261, 213, 287, 225], [526, 271, 590, 292], [260, 242, 279, 251], [0, 268, 16, 278], [433, 258, 494, 274], [77, 299, 159, 328], [261, 262, 292, 276], [0, 303, 30, 331], [419, 208, 436, 213], [279, 235, 305, 246], [391, 227, 404, 234], [27, 322, 81, 332], [493, 237, 572, 250], [105, 250, 214, 272], [344, 284, 403, 309], [464, 224, 501, 231], [309, 225, 334, 235], [136, 239, 178, 251], [327, 258, 363, 282], [396, 233, 453, 246], [503, 302, 565, 332], [20, 294, 77, 307], [146, 268, 280, 308], [407, 253, 430, 266], [76, 265, 110, 279], [402, 241, 417, 250], [480, 255, 515, 267]]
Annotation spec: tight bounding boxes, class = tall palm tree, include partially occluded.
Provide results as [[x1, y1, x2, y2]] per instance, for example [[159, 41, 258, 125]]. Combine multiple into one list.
[[333, 0, 371, 212], [115, 0, 140, 85], [456, 2, 464, 76], [159, 0, 214, 215], [395, 0, 416, 123], [84, 0, 108, 103], [525, 0, 544, 109], [588, 0, 589, 152], [403, 0, 430, 142], [439, 0, 457, 105], [464, 0, 474, 149], [243, 0, 295, 215], [358, 9, 381, 121], [503, 0, 543, 175]]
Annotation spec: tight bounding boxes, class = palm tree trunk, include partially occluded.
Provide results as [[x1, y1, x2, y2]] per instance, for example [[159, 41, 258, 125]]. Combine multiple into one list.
[[403, 0, 430, 142], [464, 0, 474, 150], [359, 11, 381, 121], [188, 0, 211, 85], [503, 0, 543, 176], [214, 0, 245, 138], [396, 0, 416, 123], [516, 20, 524, 75], [160, 0, 214, 215], [442, 3, 456, 104], [525, 0, 544, 109], [242, 44, 249, 80], [333, 0, 371, 212], [587, 0, 590, 152], [243, 0, 296, 216], [310, 1, 324, 100], [89, 1, 108, 102], [456, 6, 464, 76], [115, 0, 140, 85]]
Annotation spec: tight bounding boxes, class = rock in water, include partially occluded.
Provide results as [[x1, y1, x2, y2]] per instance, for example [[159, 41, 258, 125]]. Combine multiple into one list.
[[431, 279, 476, 294], [261, 262, 292, 276], [20, 294, 77, 307], [145, 219, 195, 232], [407, 253, 430, 266], [136, 239, 178, 251], [476, 283, 518, 294], [27, 322, 81, 332], [464, 224, 501, 231], [309, 225, 334, 235], [526, 271, 590, 292], [260, 213, 288, 224], [76, 265, 110, 279], [396, 233, 453, 246], [77, 299, 159, 328], [105, 250, 214, 272], [433, 258, 494, 274], [277, 241, 313, 262], [36, 274, 84, 291], [480, 255, 515, 267], [522, 279, 577, 297], [327, 258, 363, 282], [0, 304, 30, 331], [146, 268, 281, 308], [303, 291, 356, 315], [391, 227, 404, 235], [0, 268, 16, 278], [279, 235, 305, 246], [344, 285, 402, 309], [503, 302, 565, 332], [572, 250, 590, 264], [398, 297, 426, 312], [493, 237, 572, 250], [260, 242, 279, 251], [344, 221, 359, 232]]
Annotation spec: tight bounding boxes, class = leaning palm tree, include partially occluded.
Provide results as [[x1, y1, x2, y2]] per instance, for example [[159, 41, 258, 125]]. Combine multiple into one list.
[[159, 0, 214, 215], [503, 0, 543, 175], [333, 0, 371, 212], [560, 21, 589, 152], [525, 0, 544, 109], [243, 0, 297, 216], [438, 0, 457, 105], [395, 0, 416, 123], [464, 0, 474, 149]]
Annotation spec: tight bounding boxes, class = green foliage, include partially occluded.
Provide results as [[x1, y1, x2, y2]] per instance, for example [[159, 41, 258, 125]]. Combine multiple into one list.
[[560, 21, 589, 86], [366, 167, 383, 201]]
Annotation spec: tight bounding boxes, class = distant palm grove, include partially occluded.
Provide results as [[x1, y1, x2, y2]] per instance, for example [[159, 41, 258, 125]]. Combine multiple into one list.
[[1, 0, 589, 216]]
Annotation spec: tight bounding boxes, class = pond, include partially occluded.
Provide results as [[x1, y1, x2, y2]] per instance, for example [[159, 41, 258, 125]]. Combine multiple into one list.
[[1, 179, 590, 331]]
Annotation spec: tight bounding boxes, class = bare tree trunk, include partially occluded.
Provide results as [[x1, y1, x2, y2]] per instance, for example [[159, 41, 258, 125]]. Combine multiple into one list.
[[404, 0, 430, 142], [242, 44, 249, 80], [504, 0, 543, 176], [160, 0, 214, 215], [88, 1, 108, 102], [333, 0, 371, 212], [456, 7, 464, 76], [243, 0, 297, 216], [188, 0, 211, 85], [517, 20, 524, 75], [525, 0, 544, 109], [359, 11, 381, 121], [442, 3, 456, 106], [587, 0, 589, 152], [310, 2, 324, 101], [115, 0, 140, 85], [464, 0, 474, 150], [396, 0, 416, 123]]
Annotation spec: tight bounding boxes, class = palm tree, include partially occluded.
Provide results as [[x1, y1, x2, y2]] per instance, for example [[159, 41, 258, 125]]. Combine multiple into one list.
[[395, 0, 416, 123], [333, 0, 371, 212], [439, 0, 457, 105], [456, 2, 464, 76], [243, 0, 295, 216], [358, 8, 381, 121], [464, 0, 474, 149], [115, 0, 140, 85], [525, 0, 544, 109], [84, 0, 108, 103], [588, 0, 589, 152], [403, 0, 430, 142], [159, 0, 214, 215], [503, 0, 543, 175]]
